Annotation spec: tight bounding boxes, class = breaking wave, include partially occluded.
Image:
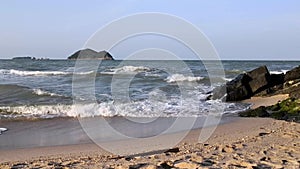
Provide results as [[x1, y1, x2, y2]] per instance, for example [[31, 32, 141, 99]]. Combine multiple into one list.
[[101, 66, 151, 75], [166, 74, 204, 83], [270, 70, 289, 75], [0, 69, 94, 76], [32, 89, 63, 97]]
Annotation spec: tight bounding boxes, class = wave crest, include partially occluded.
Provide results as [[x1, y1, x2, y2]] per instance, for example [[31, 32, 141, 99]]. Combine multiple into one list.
[[0, 69, 94, 76], [32, 89, 63, 97], [166, 74, 204, 83], [101, 66, 151, 75]]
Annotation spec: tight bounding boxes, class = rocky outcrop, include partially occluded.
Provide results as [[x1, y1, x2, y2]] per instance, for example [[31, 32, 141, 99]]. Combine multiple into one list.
[[239, 98, 300, 122], [284, 65, 300, 82], [68, 49, 114, 60], [213, 66, 271, 101], [213, 65, 300, 101]]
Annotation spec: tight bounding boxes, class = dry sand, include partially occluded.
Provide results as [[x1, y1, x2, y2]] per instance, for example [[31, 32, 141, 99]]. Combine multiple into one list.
[[1, 117, 299, 168], [242, 94, 289, 109]]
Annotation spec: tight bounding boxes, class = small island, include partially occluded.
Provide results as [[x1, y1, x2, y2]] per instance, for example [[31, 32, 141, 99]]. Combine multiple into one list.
[[68, 49, 114, 60]]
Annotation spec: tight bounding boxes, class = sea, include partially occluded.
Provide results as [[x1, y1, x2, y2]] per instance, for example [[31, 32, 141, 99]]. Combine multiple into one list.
[[0, 59, 299, 120]]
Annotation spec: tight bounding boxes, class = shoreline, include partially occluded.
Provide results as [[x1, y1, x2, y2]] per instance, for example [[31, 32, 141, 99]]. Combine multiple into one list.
[[2, 117, 299, 168]]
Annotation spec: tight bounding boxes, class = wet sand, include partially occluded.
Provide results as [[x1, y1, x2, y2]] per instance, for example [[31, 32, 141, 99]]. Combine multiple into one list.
[[1, 116, 299, 168]]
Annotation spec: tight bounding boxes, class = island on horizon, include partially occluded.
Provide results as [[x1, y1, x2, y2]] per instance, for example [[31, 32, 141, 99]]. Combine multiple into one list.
[[67, 48, 114, 60]]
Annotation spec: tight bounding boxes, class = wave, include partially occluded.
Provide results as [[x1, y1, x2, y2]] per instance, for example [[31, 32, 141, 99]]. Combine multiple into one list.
[[270, 70, 289, 75], [32, 89, 63, 97], [0, 127, 7, 135], [0, 69, 94, 76], [225, 69, 245, 74], [101, 66, 151, 75], [222, 77, 233, 82], [0, 97, 247, 119], [166, 74, 204, 83]]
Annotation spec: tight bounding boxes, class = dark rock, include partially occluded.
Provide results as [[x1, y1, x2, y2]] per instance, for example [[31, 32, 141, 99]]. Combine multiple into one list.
[[213, 66, 271, 101], [254, 73, 285, 96], [247, 66, 269, 79], [68, 48, 114, 60], [213, 65, 300, 102], [11, 163, 28, 169], [269, 73, 285, 86], [284, 65, 300, 82], [227, 85, 251, 101], [289, 85, 300, 99], [200, 159, 214, 166], [239, 106, 270, 117], [246, 66, 270, 94], [158, 162, 172, 169], [240, 98, 300, 123], [212, 74, 252, 101], [164, 147, 180, 153], [258, 132, 270, 136], [211, 85, 226, 100]]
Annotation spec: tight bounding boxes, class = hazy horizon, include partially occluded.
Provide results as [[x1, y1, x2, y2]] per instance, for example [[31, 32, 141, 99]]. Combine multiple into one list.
[[1, 0, 299, 60]]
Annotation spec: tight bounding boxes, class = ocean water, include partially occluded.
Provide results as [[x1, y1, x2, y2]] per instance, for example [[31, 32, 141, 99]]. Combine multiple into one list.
[[0, 59, 299, 119]]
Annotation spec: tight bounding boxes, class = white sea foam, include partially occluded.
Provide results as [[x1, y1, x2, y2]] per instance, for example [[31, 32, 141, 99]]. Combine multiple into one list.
[[270, 70, 289, 75], [222, 77, 233, 81], [166, 74, 204, 83], [0, 96, 233, 118], [0, 69, 94, 76], [32, 89, 63, 97], [101, 66, 151, 75], [0, 127, 7, 135]]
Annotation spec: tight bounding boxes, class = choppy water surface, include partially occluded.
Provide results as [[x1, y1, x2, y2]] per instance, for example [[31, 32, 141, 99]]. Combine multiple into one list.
[[0, 59, 299, 119]]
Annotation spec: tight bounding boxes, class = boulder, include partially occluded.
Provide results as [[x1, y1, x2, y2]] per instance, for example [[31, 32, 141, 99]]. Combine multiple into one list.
[[284, 66, 300, 82], [269, 73, 285, 86], [212, 65, 300, 101], [213, 66, 271, 101], [212, 74, 252, 101], [246, 66, 270, 94], [239, 106, 270, 117], [227, 85, 251, 101]]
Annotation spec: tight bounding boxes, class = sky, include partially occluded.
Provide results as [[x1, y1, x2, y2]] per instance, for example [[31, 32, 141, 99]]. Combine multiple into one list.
[[0, 0, 300, 60]]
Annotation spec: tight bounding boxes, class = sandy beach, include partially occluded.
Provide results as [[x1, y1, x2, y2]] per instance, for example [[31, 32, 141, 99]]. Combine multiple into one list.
[[0, 116, 299, 168], [242, 94, 290, 109]]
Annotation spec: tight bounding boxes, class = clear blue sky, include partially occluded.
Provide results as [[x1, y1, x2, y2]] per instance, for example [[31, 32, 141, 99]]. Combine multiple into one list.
[[1, 0, 299, 60]]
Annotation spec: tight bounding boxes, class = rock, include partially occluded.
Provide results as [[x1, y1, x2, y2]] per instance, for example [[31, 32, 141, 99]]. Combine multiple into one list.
[[174, 162, 199, 169], [11, 163, 28, 169], [68, 48, 114, 60], [269, 74, 285, 87], [200, 159, 214, 166], [226, 160, 254, 168], [284, 65, 300, 82], [239, 106, 270, 117], [247, 66, 270, 93], [213, 74, 252, 101], [222, 146, 234, 153], [140, 164, 157, 169], [213, 66, 272, 101], [164, 147, 180, 154], [227, 84, 252, 101], [258, 132, 271, 136], [190, 155, 203, 163], [157, 161, 173, 169]]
